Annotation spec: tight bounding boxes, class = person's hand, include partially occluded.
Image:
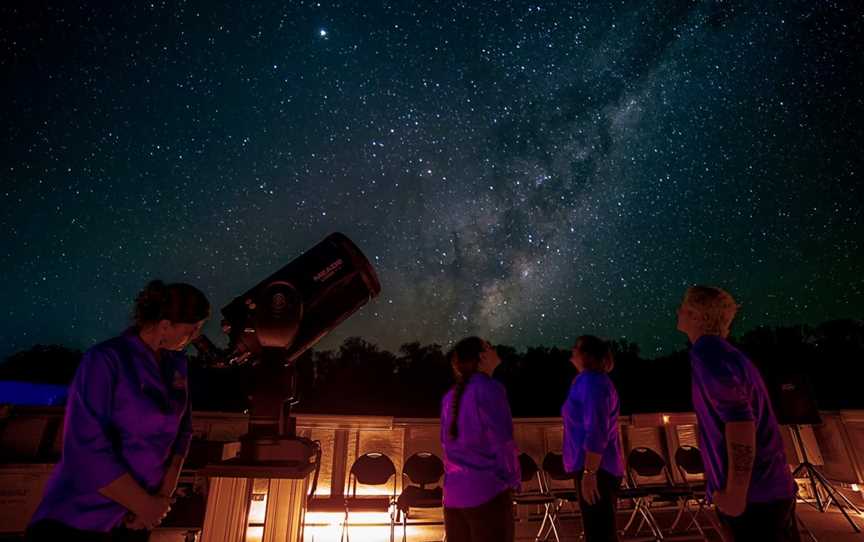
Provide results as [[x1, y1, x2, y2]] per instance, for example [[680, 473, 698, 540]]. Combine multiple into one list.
[[713, 487, 746, 517], [133, 494, 173, 529], [580, 472, 600, 505], [123, 513, 148, 530], [158, 486, 180, 504], [158, 480, 179, 500]]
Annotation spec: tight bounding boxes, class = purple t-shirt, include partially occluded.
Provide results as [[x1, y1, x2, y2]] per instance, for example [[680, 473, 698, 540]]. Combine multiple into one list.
[[30, 329, 193, 531], [561, 371, 624, 478], [440, 373, 520, 508], [690, 335, 795, 503]]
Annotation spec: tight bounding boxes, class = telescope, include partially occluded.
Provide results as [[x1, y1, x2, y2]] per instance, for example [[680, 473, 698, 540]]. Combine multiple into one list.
[[194, 232, 380, 473]]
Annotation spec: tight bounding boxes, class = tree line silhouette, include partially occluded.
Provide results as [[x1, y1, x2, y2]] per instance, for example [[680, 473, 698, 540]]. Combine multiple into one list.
[[2, 319, 862, 417]]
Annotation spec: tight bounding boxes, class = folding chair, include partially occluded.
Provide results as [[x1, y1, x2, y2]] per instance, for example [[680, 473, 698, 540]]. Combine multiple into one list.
[[620, 446, 691, 540], [396, 451, 444, 542], [670, 445, 716, 538], [512, 453, 561, 542], [344, 452, 397, 542], [541, 452, 581, 517]]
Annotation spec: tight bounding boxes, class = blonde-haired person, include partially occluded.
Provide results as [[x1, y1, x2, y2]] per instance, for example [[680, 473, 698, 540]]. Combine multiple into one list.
[[677, 286, 798, 541], [562, 335, 623, 542], [440, 337, 520, 542], [27, 280, 210, 542]]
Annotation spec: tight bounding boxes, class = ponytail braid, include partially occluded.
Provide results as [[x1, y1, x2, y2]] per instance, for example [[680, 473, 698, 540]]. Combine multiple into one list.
[[450, 377, 469, 439]]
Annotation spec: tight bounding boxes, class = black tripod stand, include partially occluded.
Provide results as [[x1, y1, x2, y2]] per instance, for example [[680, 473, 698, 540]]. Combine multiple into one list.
[[790, 424, 863, 533]]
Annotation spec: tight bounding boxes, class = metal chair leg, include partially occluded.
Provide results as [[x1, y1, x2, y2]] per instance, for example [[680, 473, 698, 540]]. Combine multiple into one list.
[[540, 502, 561, 542], [637, 501, 664, 541], [668, 497, 687, 532], [670, 496, 707, 538], [798, 512, 819, 542], [535, 504, 550, 541], [341, 507, 349, 542], [689, 499, 708, 539], [535, 502, 561, 542], [547, 507, 561, 542], [621, 498, 642, 533]]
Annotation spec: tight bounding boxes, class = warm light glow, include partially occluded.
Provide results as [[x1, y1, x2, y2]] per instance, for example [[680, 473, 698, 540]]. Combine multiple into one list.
[[246, 479, 270, 542], [248, 492, 268, 524], [304, 511, 397, 542], [246, 526, 264, 542], [348, 487, 394, 496], [662, 415, 670, 425], [852, 484, 861, 492], [304, 524, 397, 542], [305, 511, 392, 526], [304, 521, 343, 541]]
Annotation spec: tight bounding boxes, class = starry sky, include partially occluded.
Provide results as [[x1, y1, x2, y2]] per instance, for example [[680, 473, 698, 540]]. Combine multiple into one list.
[[2, 1, 862, 361]]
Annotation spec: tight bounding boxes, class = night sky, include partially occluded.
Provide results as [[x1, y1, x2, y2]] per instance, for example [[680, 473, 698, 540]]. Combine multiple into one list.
[[2, 1, 862, 361]]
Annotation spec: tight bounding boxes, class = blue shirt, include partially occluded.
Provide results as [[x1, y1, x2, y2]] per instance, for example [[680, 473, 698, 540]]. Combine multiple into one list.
[[440, 373, 520, 508], [30, 329, 193, 531], [690, 335, 795, 503], [561, 371, 624, 478]]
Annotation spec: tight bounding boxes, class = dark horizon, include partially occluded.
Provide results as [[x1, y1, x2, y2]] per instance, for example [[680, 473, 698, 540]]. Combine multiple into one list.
[[3, 317, 863, 417]]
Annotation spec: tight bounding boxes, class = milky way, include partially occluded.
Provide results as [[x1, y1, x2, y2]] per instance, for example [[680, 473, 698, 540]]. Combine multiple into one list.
[[2, 1, 862, 359]]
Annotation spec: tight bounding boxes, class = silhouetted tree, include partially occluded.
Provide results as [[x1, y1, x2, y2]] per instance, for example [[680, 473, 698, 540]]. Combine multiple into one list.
[[7, 319, 864, 414], [394, 342, 450, 416], [0, 345, 83, 384], [507, 346, 571, 417]]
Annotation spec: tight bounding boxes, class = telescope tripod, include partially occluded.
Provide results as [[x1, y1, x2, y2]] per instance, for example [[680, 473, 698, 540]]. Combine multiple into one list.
[[790, 424, 862, 533]]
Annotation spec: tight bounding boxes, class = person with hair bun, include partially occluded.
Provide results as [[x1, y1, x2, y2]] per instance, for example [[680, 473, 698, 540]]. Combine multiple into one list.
[[440, 336, 520, 542], [562, 335, 623, 542], [27, 280, 210, 542]]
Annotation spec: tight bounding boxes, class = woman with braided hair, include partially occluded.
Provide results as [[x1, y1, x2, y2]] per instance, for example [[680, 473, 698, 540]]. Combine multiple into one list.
[[27, 280, 209, 542], [440, 336, 520, 542]]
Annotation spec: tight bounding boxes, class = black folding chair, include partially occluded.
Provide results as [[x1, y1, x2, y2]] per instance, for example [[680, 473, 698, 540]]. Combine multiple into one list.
[[541, 452, 581, 516], [396, 451, 444, 542], [671, 445, 714, 538], [620, 446, 691, 540], [344, 452, 397, 542], [512, 453, 561, 542]]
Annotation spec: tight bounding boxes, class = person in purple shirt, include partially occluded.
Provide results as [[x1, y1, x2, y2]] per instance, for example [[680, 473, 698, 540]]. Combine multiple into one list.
[[440, 336, 520, 542], [562, 335, 623, 542], [26, 280, 210, 542], [677, 285, 799, 542]]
